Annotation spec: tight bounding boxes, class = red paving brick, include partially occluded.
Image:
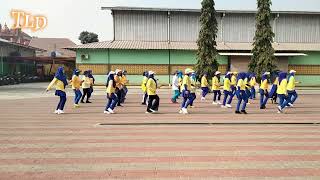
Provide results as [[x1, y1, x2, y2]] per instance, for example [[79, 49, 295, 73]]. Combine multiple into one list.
[[0, 93, 320, 179]]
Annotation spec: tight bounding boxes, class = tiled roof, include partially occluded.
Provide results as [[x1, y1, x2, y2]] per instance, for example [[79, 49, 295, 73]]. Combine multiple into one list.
[[66, 40, 320, 52], [29, 38, 76, 57]]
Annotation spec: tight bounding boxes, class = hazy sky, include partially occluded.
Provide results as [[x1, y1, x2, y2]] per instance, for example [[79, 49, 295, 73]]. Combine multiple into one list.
[[1, 0, 319, 44]]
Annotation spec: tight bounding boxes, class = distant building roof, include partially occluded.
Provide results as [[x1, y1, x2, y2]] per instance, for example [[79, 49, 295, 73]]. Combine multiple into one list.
[[0, 37, 43, 51], [66, 40, 320, 52], [102, 6, 320, 15], [29, 38, 76, 57]]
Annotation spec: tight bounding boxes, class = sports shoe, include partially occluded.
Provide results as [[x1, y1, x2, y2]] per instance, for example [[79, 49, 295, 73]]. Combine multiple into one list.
[[58, 110, 64, 114], [107, 108, 115, 114], [217, 101, 222, 105], [221, 105, 227, 108], [212, 101, 218, 105], [54, 110, 59, 114], [190, 106, 195, 108], [179, 109, 183, 114], [74, 104, 80, 108], [226, 104, 232, 108], [277, 106, 283, 113], [241, 110, 248, 114], [288, 103, 294, 107], [235, 111, 241, 114], [201, 97, 206, 101], [104, 111, 110, 114], [182, 108, 188, 114], [150, 109, 157, 113]]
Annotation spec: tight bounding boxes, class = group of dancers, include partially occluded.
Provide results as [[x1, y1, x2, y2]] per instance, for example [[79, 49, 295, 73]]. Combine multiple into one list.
[[168, 68, 298, 114], [46, 66, 298, 115]]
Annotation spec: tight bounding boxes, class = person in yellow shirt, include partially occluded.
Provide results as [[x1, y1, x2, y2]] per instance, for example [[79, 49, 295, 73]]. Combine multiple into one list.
[[235, 72, 248, 114], [46, 67, 68, 115], [104, 71, 118, 114], [222, 72, 233, 108], [87, 70, 95, 103], [287, 70, 299, 107], [146, 71, 160, 113], [180, 68, 194, 114], [212, 71, 222, 105], [71, 69, 82, 107], [269, 72, 279, 104], [229, 72, 238, 104], [249, 73, 257, 99], [200, 73, 209, 101], [115, 69, 124, 107], [259, 72, 270, 109], [141, 71, 149, 105], [81, 71, 92, 103], [277, 72, 289, 113], [189, 72, 197, 108], [120, 70, 129, 103]]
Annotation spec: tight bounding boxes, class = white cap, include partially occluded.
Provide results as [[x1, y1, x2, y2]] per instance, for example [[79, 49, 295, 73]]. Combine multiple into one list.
[[115, 69, 122, 74], [263, 72, 270, 75], [226, 72, 232, 76], [215, 71, 221, 75], [290, 70, 297, 73], [108, 71, 115, 75], [148, 71, 155, 75], [185, 68, 193, 74]]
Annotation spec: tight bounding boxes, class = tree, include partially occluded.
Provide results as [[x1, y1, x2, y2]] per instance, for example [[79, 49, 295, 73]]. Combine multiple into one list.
[[78, 31, 99, 44], [249, 0, 276, 79], [195, 0, 219, 80]]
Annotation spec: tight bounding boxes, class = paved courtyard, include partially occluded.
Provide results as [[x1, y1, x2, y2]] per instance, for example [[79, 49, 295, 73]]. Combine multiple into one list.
[[0, 83, 320, 179]]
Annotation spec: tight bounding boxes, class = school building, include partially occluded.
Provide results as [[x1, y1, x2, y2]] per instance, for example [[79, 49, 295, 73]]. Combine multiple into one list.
[[67, 7, 320, 86]]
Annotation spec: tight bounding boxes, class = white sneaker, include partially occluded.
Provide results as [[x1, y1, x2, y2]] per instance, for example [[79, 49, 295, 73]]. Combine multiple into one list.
[[182, 108, 188, 114], [58, 110, 64, 114], [217, 101, 222, 105], [221, 105, 227, 108], [54, 110, 59, 114], [277, 106, 283, 113], [212, 102, 218, 105], [104, 111, 110, 114], [226, 104, 232, 108], [288, 103, 294, 107], [179, 109, 183, 114], [145, 111, 150, 114], [247, 102, 251, 105], [107, 108, 115, 114], [201, 97, 206, 101]]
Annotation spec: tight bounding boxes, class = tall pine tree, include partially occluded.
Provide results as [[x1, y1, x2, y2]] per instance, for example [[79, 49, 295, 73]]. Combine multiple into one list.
[[249, 0, 276, 79], [195, 0, 219, 79]]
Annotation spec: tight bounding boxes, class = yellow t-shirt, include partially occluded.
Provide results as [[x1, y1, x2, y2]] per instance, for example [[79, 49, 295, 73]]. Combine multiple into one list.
[[260, 79, 268, 90], [71, 75, 81, 89], [190, 78, 197, 93], [249, 77, 256, 87], [141, 76, 148, 92], [115, 75, 123, 89], [223, 78, 231, 91], [47, 78, 66, 91], [146, 78, 157, 95], [182, 75, 191, 91], [231, 75, 237, 86], [287, 76, 296, 91], [237, 79, 246, 90], [277, 80, 288, 95], [106, 80, 116, 94], [201, 76, 208, 87], [82, 76, 91, 89], [121, 75, 128, 85], [212, 76, 220, 90]]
